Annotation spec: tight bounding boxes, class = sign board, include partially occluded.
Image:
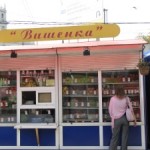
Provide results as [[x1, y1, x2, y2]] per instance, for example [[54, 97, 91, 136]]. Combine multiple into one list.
[[0, 24, 120, 43]]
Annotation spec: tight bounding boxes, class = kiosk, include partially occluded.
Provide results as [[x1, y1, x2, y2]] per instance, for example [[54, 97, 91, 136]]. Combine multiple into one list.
[[0, 39, 146, 149]]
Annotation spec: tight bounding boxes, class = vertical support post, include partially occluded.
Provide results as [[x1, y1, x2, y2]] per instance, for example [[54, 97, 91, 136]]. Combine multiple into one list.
[[103, 8, 108, 24], [35, 128, 40, 146]]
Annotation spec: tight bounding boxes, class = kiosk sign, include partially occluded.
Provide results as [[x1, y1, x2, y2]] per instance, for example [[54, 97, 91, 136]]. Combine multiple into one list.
[[0, 24, 120, 43]]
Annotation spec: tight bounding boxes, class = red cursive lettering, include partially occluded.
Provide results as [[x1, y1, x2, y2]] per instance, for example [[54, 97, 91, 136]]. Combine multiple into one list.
[[75, 31, 83, 37], [34, 33, 42, 39], [57, 32, 63, 38], [65, 32, 73, 38], [85, 30, 92, 36], [20, 29, 94, 40], [21, 29, 32, 39]]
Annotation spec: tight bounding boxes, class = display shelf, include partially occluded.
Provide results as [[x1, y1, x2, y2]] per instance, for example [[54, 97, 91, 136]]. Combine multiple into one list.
[[20, 69, 55, 87], [102, 70, 141, 122], [19, 70, 56, 125], [0, 71, 17, 123], [62, 72, 99, 123], [20, 109, 55, 123], [63, 97, 98, 108], [0, 107, 16, 123]]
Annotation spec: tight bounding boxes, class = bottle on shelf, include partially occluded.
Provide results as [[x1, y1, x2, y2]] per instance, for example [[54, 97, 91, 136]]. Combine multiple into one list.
[[102, 70, 140, 122], [62, 72, 99, 123], [87, 101, 90, 107]]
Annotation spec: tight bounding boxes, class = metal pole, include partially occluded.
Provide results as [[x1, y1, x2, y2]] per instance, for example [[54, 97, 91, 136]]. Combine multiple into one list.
[[103, 8, 108, 24]]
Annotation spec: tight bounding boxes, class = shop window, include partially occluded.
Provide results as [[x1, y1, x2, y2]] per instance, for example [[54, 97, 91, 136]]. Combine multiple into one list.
[[38, 93, 52, 103], [22, 91, 36, 105]]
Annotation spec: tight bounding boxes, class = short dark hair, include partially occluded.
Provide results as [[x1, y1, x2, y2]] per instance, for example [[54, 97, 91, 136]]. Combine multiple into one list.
[[115, 85, 125, 97]]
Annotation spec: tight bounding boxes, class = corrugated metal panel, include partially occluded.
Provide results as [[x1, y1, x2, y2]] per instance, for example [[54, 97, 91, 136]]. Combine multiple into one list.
[[59, 43, 142, 71], [0, 40, 143, 71], [57, 44, 142, 55], [0, 49, 56, 56], [59, 52, 139, 71], [0, 56, 55, 71]]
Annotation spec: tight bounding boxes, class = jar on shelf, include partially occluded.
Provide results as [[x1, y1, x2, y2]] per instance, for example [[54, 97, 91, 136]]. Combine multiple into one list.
[[21, 70, 25, 75], [127, 76, 131, 82], [102, 78, 106, 83], [103, 102, 107, 108], [3, 78, 7, 85], [33, 70, 36, 76], [90, 77, 94, 83], [83, 90, 86, 95], [25, 110, 28, 115], [25, 78, 28, 83], [124, 89, 127, 94], [74, 100, 78, 107], [65, 90, 69, 95], [70, 114, 74, 119], [7, 79, 10, 85], [94, 89, 97, 95], [66, 101, 70, 106], [36, 110, 39, 115], [6, 89, 9, 94], [111, 85, 115, 95], [11, 117, 15, 122], [95, 114, 99, 119], [103, 114, 108, 119], [41, 70, 44, 75], [87, 102, 90, 107], [9, 89, 12, 94], [72, 90, 76, 95], [0, 100, 8, 108], [42, 77, 46, 86], [26, 70, 29, 76], [76, 113, 80, 119], [8, 71, 11, 76], [74, 78, 78, 83], [122, 77, 126, 82], [105, 89, 109, 95], [81, 102, 84, 107], [0, 118, 4, 123], [7, 117, 11, 122]]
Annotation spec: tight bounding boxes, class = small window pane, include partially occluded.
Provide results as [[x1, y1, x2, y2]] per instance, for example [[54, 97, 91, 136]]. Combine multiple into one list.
[[22, 91, 36, 105], [38, 93, 51, 103]]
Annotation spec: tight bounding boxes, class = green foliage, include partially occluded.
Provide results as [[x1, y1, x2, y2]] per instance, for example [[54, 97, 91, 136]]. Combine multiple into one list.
[[137, 59, 150, 67], [137, 33, 150, 43]]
